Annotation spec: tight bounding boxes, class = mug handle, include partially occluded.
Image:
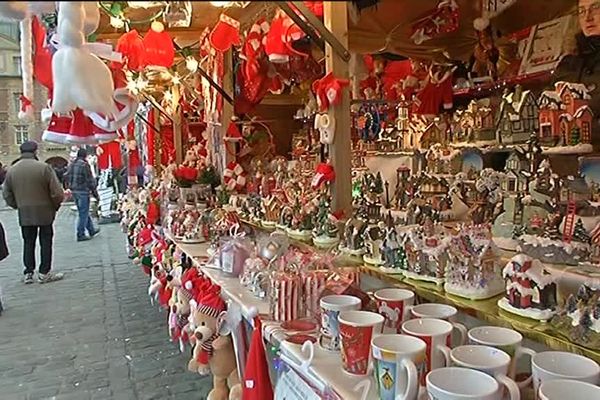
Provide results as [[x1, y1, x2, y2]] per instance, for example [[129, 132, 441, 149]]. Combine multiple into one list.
[[495, 373, 521, 400], [451, 322, 467, 345], [399, 358, 418, 400], [438, 344, 451, 367], [513, 346, 536, 388], [404, 304, 414, 321]]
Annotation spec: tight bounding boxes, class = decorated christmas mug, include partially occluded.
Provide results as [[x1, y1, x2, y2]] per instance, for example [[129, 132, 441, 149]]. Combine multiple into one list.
[[371, 334, 426, 400], [538, 379, 600, 400], [532, 351, 600, 399], [468, 326, 536, 382], [450, 345, 520, 398], [402, 318, 465, 384], [407, 303, 467, 345], [374, 288, 414, 333], [338, 310, 384, 375], [318, 295, 361, 352], [426, 367, 518, 400]]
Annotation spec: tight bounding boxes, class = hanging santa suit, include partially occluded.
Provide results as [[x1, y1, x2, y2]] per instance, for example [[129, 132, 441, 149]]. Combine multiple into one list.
[[113, 29, 146, 71], [143, 22, 175, 68], [415, 68, 454, 115], [97, 141, 122, 170]]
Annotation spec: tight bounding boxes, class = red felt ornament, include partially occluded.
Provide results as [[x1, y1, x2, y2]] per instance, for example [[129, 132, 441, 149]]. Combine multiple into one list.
[[312, 73, 350, 112], [410, 0, 459, 45], [209, 14, 241, 52], [114, 29, 146, 71], [264, 11, 293, 63], [312, 162, 335, 189], [143, 22, 175, 68], [242, 318, 274, 400]]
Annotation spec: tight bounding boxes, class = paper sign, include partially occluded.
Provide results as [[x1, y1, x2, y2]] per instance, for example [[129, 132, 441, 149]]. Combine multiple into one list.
[[274, 368, 321, 400]]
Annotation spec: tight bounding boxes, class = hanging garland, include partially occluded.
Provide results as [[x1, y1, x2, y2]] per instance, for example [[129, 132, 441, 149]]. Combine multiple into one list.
[[98, 1, 165, 30]]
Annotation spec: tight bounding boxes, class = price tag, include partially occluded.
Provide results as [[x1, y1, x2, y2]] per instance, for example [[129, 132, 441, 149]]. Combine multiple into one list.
[[274, 368, 321, 400]]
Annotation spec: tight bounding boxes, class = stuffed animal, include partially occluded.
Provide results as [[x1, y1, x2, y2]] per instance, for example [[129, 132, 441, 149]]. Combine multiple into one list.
[[188, 287, 240, 400]]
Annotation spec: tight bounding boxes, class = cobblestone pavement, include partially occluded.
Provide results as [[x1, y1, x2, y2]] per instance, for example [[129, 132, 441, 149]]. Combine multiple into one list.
[[0, 206, 212, 400]]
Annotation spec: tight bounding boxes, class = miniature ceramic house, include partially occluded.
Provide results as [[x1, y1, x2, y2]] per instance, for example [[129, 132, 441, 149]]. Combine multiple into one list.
[[339, 215, 368, 257], [496, 85, 539, 144], [404, 115, 447, 150], [403, 219, 451, 285], [498, 254, 557, 321], [557, 284, 600, 337], [363, 222, 386, 266], [425, 144, 462, 175], [380, 214, 408, 272], [453, 99, 495, 143], [539, 82, 593, 146], [445, 225, 504, 300]]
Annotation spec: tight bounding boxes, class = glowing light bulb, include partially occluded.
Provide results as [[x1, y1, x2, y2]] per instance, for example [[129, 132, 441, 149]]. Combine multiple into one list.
[[185, 56, 198, 72], [172, 74, 181, 85], [110, 16, 125, 29], [210, 1, 233, 7]]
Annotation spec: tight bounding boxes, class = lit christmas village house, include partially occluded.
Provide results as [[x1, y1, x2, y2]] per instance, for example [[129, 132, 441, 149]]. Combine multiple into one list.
[[498, 254, 557, 321], [538, 82, 593, 146]]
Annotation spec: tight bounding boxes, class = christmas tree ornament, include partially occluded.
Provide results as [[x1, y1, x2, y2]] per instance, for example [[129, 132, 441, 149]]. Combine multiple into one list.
[[410, 0, 459, 45], [143, 21, 175, 67], [209, 13, 241, 52], [312, 162, 335, 189]]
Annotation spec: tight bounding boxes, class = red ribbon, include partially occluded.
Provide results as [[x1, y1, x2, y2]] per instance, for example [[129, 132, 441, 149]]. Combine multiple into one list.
[[19, 95, 32, 112]]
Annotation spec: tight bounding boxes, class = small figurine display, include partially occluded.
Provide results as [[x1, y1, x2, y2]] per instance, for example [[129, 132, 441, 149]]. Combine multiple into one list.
[[260, 192, 284, 230], [339, 213, 368, 258], [552, 284, 600, 349], [362, 222, 386, 266], [498, 254, 557, 321], [444, 224, 504, 300], [379, 212, 408, 273], [403, 217, 451, 285], [286, 197, 315, 243], [312, 193, 340, 249]]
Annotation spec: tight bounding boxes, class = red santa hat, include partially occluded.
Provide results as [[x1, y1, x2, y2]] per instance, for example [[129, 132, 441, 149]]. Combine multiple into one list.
[[242, 318, 274, 400], [311, 162, 335, 189], [197, 287, 226, 318]]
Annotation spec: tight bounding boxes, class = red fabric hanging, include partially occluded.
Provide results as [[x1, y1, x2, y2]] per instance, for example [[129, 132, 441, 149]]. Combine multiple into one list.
[[143, 27, 175, 68], [113, 30, 146, 71], [127, 123, 141, 170], [242, 318, 274, 400], [32, 16, 53, 90], [160, 124, 175, 165], [146, 108, 155, 166], [98, 141, 122, 170]]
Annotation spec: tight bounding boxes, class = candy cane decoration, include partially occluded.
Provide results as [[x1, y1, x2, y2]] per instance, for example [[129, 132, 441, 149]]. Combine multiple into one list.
[[223, 162, 246, 192], [18, 17, 34, 122]]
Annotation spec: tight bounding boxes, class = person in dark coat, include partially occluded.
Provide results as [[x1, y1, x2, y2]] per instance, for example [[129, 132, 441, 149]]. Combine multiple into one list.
[[3, 141, 64, 284]]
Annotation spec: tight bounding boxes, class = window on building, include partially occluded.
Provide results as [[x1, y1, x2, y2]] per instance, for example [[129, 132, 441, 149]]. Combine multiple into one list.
[[582, 122, 591, 143], [13, 91, 22, 115], [14, 125, 28, 145], [12, 56, 21, 75]]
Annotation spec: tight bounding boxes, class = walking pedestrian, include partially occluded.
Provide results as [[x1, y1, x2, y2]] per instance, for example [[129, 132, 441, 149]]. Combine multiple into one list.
[[2, 141, 64, 284], [65, 148, 100, 242], [0, 220, 8, 314]]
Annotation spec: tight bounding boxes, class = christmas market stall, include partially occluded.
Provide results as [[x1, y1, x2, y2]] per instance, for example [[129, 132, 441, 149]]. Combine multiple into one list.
[[7, 0, 600, 399]]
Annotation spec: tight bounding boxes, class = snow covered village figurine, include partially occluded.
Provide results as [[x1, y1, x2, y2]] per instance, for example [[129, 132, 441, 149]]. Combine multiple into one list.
[[339, 211, 368, 258], [498, 254, 557, 321], [286, 197, 314, 242], [379, 212, 408, 273], [444, 224, 504, 300], [403, 216, 451, 285], [312, 192, 340, 249], [552, 284, 600, 347], [363, 221, 386, 266]]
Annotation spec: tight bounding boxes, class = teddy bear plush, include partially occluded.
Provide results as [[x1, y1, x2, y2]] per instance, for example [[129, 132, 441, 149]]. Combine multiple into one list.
[[188, 286, 240, 400]]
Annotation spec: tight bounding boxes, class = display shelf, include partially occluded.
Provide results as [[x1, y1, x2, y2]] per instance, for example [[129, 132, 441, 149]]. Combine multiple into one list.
[[360, 264, 600, 363]]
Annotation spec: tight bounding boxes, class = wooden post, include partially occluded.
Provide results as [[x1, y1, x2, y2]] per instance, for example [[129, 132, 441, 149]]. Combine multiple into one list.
[[172, 84, 183, 164], [323, 2, 352, 215], [221, 49, 235, 169]]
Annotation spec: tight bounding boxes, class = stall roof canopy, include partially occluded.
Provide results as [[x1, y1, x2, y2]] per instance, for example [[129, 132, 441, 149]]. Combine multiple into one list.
[[97, 1, 575, 60], [348, 0, 575, 61]]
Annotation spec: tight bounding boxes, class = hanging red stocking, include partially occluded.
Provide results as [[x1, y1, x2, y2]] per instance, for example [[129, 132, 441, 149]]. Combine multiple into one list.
[[209, 14, 241, 52], [410, 0, 459, 45]]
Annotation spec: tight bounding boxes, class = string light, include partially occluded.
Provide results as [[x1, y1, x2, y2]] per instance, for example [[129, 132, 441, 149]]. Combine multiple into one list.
[[110, 15, 125, 28], [172, 74, 181, 85], [185, 56, 199, 73]]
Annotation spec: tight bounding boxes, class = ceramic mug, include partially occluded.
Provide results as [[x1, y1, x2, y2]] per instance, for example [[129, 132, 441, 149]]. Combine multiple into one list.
[[532, 351, 600, 399], [338, 310, 384, 375], [538, 379, 600, 400], [402, 318, 465, 384], [371, 334, 426, 400], [468, 325, 536, 382], [426, 367, 518, 400], [374, 288, 415, 333], [407, 303, 467, 345], [318, 295, 361, 351], [450, 345, 521, 399]]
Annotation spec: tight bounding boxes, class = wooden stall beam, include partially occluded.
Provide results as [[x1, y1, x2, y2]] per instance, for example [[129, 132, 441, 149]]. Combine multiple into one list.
[[323, 2, 352, 215]]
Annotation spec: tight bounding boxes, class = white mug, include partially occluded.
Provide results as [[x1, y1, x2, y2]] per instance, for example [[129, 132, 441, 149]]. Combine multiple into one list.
[[402, 318, 465, 380], [408, 303, 467, 345], [426, 367, 518, 400], [371, 334, 426, 400], [318, 295, 361, 351], [374, 288, 414, 333], [538, 379, 600, 400], [468, 325, 536, 382], [532, 351, 600, 398], [450, 345, 521, 399]]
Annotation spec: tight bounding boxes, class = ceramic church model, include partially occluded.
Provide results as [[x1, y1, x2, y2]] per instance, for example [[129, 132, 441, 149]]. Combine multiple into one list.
[[444, 224, 504, 300], [496, 85, 539, 144], [498, 254, 557, 321]]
